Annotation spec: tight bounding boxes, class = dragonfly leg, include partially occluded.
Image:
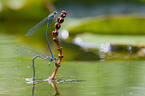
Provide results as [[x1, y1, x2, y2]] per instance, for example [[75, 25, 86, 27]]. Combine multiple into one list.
[[32, 55, 40, 80], [32, 55, 50, 80]]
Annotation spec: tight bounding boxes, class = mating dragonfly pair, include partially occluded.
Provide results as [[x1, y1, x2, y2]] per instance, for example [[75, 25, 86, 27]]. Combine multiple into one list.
[[18, 11, 65, 80]]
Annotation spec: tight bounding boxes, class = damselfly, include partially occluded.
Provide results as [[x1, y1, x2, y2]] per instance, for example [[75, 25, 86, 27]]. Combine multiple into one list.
[[17, 43, 57, 80], [22, 12, 57, 80], [25, 11, 57, 58]]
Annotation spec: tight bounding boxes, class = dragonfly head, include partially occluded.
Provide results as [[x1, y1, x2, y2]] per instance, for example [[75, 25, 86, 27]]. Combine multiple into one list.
[[48, 11, 57, 18], [53, 11, 57, 15]]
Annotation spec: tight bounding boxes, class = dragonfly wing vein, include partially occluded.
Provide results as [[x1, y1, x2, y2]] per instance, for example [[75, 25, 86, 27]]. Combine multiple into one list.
[[25, 17, 48, 36], [16, 44, 52, 61]]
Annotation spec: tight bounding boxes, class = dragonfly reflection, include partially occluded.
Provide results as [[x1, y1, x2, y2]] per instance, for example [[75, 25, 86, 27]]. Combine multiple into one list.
[[32, 80, 60, 96]]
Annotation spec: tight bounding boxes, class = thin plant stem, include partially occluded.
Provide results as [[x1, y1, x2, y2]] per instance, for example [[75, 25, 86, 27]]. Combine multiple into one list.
[[50, 11, 67, 79]]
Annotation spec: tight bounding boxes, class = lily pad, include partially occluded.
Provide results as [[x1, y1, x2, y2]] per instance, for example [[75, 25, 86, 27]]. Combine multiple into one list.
[[75, 33, 145, 46], [68, 14, 145, 35]]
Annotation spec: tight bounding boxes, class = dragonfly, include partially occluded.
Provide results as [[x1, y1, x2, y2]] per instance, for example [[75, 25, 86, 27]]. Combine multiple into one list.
[[25, 11, 57, 58], [17, 43, 57, 80], [22, 11, 57, 80]]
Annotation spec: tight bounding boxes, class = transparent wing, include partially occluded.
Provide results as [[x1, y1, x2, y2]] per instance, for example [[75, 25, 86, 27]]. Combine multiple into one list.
[[25, 17, 48, 36], [16, 43, 52, 61]]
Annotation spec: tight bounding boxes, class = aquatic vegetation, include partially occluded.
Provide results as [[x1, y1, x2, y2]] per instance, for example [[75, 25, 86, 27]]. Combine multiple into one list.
[[50, 10, 67, 79], [67, 15, 145, 35]]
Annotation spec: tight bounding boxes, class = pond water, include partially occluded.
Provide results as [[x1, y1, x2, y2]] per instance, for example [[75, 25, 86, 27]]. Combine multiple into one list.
[[1, 34, 145, 96], [1, 59, 145, 96]]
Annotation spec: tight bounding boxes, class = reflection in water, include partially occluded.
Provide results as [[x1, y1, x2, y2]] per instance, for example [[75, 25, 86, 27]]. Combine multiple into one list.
[[30, 77, 85, 96], [2, 59, 145, 96], [32, 80, 60, 96], [50, 81, 60, 96], [32, 84, 35, 96], [73, 36, 145, 60], [2, 32, 145, 95]]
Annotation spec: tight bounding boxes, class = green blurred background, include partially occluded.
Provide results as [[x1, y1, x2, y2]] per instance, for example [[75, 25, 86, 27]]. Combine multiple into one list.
[[1, 0, 145, 60], [1, 0, 145, 96]]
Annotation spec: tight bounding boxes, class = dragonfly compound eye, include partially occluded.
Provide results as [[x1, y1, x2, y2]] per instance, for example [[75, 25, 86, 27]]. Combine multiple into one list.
[[55, 23, 61, 29], [52, 31, 58, 36]]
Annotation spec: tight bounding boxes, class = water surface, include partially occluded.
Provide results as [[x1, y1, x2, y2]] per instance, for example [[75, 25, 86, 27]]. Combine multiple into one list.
[[1, 34, 145, 96]]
